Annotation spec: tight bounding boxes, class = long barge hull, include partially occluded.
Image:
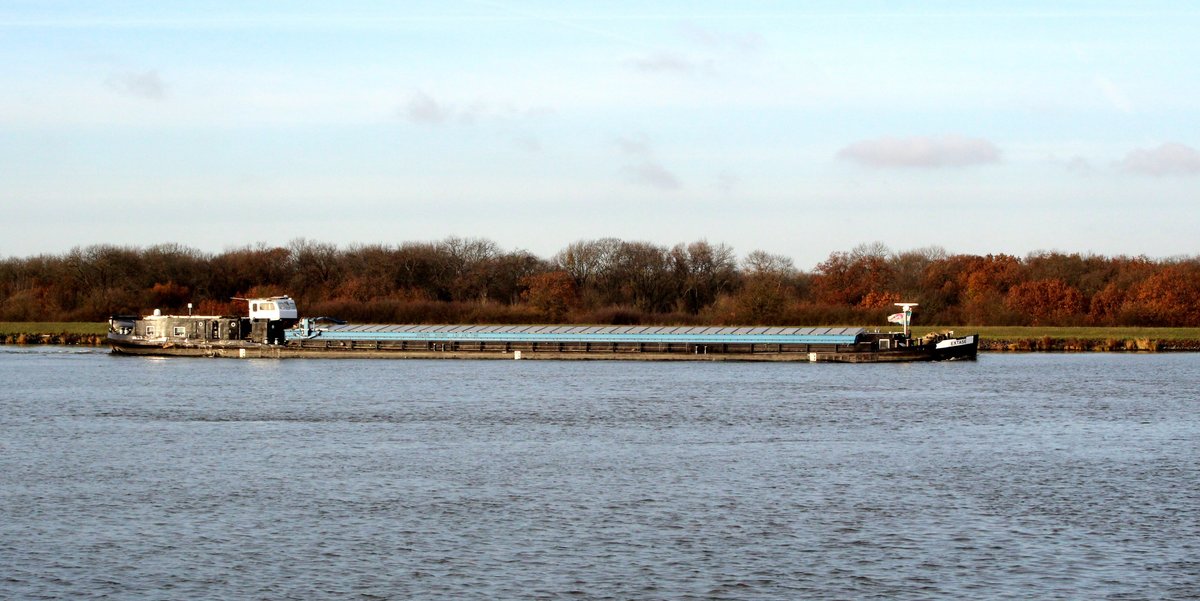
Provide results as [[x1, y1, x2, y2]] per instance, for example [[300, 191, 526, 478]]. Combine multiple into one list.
[[108, 296, 978, 362], [108, 325, 979, 363]]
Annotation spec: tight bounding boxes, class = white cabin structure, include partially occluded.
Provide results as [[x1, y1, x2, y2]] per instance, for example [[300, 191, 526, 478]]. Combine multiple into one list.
[[247, 296, 299, 321]]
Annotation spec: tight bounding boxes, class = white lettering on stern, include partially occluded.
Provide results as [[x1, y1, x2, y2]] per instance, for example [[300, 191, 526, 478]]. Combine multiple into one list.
[[935, 335, 975, 349]]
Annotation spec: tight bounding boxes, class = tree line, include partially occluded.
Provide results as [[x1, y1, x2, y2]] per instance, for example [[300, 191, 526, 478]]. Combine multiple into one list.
[[1, 238, 1198, 327]]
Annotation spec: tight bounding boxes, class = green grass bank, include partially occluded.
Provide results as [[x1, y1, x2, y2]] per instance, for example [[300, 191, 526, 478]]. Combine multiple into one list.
[[0, 322, 108, 345], [911, 326, 1200, 352]]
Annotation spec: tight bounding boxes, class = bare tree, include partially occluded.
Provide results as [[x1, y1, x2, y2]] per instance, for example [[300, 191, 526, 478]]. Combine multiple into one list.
[[554, 238, 623, 289], [288, 238, 342, 300], [437, 236, 501, 301], [742, 250, 796, 278], [672, 240, 737, 313]]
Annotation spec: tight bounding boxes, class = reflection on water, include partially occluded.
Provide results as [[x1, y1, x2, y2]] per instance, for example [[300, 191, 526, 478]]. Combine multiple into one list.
[[1, 350, 1197, 599]]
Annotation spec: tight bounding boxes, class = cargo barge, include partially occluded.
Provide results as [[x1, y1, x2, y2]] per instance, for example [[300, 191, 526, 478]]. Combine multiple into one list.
[[107, 296, 978, 362]]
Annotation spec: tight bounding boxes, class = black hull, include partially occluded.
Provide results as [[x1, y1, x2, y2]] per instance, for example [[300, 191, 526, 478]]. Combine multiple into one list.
[[109, 334, 978, 363], [931, 334, 980, 361], [109, 338, 266, 358]]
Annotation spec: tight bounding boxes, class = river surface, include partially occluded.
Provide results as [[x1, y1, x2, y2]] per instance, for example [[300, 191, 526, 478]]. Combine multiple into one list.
[[1, 348, 1196, 600]]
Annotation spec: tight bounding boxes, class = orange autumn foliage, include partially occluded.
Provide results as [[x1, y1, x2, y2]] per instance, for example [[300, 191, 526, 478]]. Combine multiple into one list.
[[2, 241, 1198, 327], [1004, 279, 1084, 326]]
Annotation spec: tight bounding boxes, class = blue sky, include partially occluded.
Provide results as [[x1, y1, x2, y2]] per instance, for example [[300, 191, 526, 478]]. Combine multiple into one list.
[[2, 1, 1198, 268]]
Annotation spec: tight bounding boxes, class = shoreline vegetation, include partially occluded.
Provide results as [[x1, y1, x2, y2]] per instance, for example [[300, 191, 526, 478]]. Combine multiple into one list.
[[4, 322, 1198, 352], [3, 241, 1200, 330], [911, 327, 1200, 352], [0, 322, 107, 346], [3, 239, 1198, 352]]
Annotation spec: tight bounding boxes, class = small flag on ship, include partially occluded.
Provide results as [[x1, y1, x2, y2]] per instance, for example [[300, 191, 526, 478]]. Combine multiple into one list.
[[887, 312, 907, 324]]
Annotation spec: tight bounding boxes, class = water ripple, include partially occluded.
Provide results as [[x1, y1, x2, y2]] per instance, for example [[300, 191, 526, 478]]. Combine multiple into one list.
[[1, 353, 1197, 599]]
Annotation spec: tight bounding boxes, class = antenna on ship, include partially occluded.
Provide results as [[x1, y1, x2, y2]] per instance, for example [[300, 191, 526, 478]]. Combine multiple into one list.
[[893, 303, 918, 337]]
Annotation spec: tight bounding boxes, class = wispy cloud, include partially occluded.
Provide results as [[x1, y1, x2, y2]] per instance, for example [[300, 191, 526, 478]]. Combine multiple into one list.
[[714, 172, 739, 194], [625, 161, 681, 190], [615, 133, 681, 190], [837, 135, 1000, 168], [1063, 156, 1094, 174], [5, 8, 1199, 31], [678, 22, 762, 53], [625, 24, 758, 78], [403, 91, 451, 124], [625, 52, 713, 75], [401, 91, 552, 126], [105, 70, 165, 99], [514, 135, 542, 152], [1093, 75, 1134, 114], [1118, 142, 1200, 176], [615, 133, 652, 155]]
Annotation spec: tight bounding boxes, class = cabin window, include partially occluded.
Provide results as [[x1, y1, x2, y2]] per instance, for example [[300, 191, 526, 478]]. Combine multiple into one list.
[[251, 303, 258, 312], [261, 302, 276, 311], [145, 326, 155, 337], [173, 326, 186, 337], [878, 339, 890, 350]]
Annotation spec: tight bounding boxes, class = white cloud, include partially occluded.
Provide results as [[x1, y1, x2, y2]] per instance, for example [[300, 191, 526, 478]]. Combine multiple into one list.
[[625, 52, 712, 75], [714, 172, 739, 194], [1063, 156, 1093, 174], [514, 135, 541, 152], [105, 70, 165, 99], [1093, 75, 1134, 114], [678, 23, 763, 53], [615, 133, 651, 155], [401, 91, 552, 126], [624, 23, 760, 78], [614, 133, 680, 189], [837, 135, 1001, 168], [402, 91, 451, 124], [625, 161, 681, 190], [1119, 142, 1200, 176]]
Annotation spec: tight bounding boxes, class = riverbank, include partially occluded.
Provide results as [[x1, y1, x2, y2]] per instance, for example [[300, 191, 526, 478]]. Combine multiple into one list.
[[3, 322, 1199, 351], [977, 337, 1200, 352], [910, 326, 1200, 352], [0, 322, 107, 346]]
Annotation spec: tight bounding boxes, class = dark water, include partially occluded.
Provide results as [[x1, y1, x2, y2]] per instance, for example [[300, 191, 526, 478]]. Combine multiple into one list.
[[1, 348, 1197, 600]]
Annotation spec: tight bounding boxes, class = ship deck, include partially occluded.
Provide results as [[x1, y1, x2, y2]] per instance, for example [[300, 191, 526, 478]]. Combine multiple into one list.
[[288, 324, 867, 345]]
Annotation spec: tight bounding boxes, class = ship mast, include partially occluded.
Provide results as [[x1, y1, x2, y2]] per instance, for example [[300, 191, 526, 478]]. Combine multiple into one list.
[[894, 303, 918, 337]]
